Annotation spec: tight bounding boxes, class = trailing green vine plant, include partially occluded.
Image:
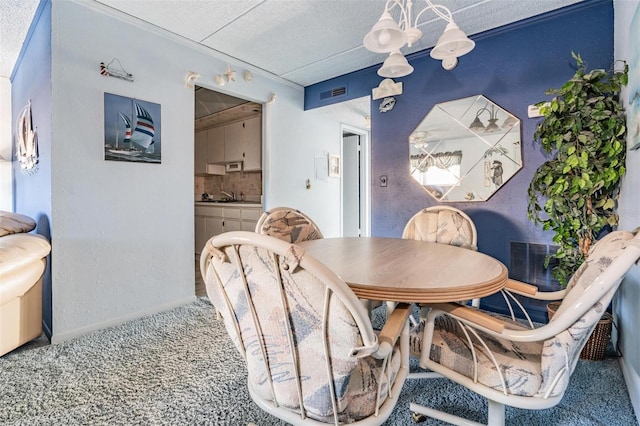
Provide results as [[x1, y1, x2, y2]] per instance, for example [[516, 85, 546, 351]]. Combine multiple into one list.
[[527, 52, 628, 286]]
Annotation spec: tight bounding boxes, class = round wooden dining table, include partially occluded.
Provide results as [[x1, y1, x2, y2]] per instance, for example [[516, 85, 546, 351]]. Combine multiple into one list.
[[298, 237, 508, 304]]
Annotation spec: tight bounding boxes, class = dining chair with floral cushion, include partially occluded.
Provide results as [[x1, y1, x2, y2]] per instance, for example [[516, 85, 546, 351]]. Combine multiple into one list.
[[200, 231, 411, 425], [255, 206, 324, 243], [402, 205, 477, 250], [407, 229, 640, 426], [401, 205, 479, 317]]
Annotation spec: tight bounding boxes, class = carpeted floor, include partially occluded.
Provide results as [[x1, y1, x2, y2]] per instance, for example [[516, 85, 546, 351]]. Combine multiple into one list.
[[0, 298, 637, 425]]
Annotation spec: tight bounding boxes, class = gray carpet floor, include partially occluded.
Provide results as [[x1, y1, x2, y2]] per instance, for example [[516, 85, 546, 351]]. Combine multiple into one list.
[[0, 298, 637, 425]]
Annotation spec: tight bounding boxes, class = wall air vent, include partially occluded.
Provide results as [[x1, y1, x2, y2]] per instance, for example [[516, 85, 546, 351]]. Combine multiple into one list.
[[320, 86, 347, 100]]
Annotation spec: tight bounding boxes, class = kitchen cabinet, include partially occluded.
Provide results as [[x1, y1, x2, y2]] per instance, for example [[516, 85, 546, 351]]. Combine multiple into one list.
[[207, 127, 225, 163], [224, 116, 261, 171], [194, 203, 263, 254], [195, 128, 225, 174], [194, 130, 208, 175], [243, 116, 262, 171], [195, 116, 261, 175], [224, 121, 244, 163]]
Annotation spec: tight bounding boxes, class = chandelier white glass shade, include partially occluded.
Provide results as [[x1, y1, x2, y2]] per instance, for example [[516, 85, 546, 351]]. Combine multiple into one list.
[[363, 0, 475, 74], [378, 51, 414, 77]]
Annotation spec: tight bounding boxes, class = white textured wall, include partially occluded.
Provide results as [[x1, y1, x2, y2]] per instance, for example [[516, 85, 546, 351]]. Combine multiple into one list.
[[264, 99, 342, 235], [27, 0, 342, 342], [614, 0, 640, 422]]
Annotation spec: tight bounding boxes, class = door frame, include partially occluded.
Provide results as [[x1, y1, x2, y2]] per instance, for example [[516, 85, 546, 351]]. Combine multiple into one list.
[[340, 123, 370, 237]]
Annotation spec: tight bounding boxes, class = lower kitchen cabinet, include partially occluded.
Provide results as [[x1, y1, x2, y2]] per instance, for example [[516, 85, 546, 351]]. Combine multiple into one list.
[[195, 204, 262, 254]]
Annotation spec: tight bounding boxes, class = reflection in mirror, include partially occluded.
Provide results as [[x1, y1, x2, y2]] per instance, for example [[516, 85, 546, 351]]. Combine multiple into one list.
[[409, 95, 521, 202]]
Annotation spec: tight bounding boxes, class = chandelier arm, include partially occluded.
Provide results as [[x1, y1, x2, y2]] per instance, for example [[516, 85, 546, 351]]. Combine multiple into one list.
[[415, 1, 453, 25], [385, 0, 410, 29]]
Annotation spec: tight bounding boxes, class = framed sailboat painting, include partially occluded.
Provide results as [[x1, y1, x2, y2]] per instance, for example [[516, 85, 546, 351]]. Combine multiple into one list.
[[104, 93, 161, 163]]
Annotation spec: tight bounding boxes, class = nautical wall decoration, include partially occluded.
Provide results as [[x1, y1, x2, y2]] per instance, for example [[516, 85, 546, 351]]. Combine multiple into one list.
[[99, 59, 134, 82], [379, 97, 396, 113], [104, 93, 161, 163], [16, 100, 39, 175]]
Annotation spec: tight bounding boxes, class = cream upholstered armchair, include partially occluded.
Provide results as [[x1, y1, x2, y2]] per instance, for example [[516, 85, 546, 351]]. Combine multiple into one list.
[[408, 230, 640, 426], [255, 206, 323, 243], [0, 211, 51, 356], [402, 205, 477, 251], [200, 231, 410, 425]]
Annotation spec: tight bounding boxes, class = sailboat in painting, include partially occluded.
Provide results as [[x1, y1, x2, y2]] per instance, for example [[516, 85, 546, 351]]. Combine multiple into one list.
[[104, 94, 161, 163], [109, 102, 155, 156]]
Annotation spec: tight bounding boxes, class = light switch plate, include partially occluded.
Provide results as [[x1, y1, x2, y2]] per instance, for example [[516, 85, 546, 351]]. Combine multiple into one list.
[[380, 175, 388, 187]]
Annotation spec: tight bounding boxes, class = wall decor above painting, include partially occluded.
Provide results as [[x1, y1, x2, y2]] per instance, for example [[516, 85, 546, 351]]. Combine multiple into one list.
[[409, 95, 521, 202], [103, 93, 161, 164], [99, 58, 134, 82]]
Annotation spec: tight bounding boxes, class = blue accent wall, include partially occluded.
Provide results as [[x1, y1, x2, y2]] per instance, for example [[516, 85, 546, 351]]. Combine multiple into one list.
[[11, 0, 53, 336], [306, 0, 614, 321]]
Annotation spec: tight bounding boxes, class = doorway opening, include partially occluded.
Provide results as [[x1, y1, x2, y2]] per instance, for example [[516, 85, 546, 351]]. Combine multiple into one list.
[[193, 86, 264, 296], [341, 124, 370, 237]]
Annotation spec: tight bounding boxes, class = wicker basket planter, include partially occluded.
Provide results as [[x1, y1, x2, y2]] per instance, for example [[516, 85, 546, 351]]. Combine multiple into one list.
[[547, 301, 613, 361]]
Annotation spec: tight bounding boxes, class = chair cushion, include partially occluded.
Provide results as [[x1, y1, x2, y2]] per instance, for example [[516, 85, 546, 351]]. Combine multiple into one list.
[[404, 209, 475, 249], [537, 230, 635, 397], [410, 317, 545, 397], [256, 209, 322, 243], [0, 211, 36, 237]]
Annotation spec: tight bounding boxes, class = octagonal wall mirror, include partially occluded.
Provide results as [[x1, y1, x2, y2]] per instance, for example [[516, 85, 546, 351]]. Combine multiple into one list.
[[409, 95, 522, 202]]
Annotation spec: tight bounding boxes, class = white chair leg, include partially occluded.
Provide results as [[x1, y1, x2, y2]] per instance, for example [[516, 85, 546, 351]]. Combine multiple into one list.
[[487, 400, 505, 426], [409, 402, 484, 426], [407, 371, 443, 379]]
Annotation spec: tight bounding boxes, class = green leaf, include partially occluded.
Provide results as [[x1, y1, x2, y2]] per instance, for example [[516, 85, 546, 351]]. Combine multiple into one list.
[[603, 198, 615, 210]]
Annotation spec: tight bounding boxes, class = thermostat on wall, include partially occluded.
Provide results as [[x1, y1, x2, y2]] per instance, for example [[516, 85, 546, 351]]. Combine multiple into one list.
[[528, 102, 550, 118]]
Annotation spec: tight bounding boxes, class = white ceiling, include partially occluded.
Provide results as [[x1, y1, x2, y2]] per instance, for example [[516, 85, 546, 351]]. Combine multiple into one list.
[[2, 0, 584, 85]]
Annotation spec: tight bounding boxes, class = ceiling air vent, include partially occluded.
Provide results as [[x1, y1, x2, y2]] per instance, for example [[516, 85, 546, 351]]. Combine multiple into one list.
[[320, 86, 347, 100]]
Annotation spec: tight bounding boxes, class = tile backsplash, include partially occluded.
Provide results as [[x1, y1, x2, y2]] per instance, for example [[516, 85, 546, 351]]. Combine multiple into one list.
[[194, 171, 262, 201]]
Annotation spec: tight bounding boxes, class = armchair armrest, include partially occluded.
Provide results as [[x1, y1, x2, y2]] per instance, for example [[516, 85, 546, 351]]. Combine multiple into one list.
[[506, 279, 566, 301], [375, 303, 411, 358], [426, 302, 574, 343]]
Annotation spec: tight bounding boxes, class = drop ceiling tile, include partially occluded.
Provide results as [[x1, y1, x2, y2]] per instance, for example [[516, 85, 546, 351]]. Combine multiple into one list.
[[200, 0, 387, 77], [96, 0, 264, 42]]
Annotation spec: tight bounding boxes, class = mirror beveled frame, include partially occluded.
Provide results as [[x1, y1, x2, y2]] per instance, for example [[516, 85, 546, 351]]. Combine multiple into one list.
[[409, 95, 522, 202]]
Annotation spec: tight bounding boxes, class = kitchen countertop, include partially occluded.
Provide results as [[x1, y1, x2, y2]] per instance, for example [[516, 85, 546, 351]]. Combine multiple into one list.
[[195, 200, 262, 207]]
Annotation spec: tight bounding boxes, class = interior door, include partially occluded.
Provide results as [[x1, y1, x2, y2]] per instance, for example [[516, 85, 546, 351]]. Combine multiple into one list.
[[342, 133, 361, 237]]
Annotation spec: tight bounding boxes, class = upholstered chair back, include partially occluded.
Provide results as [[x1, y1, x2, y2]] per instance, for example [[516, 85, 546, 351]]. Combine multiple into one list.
[[402, 206, 477, 250], [536, 230, 636, 397], [255, 207, 323, 243], [200, 231, 407, 425]]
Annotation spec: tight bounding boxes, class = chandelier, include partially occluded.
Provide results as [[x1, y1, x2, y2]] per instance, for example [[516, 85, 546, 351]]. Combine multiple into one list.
[[363, 0, 475, 77]]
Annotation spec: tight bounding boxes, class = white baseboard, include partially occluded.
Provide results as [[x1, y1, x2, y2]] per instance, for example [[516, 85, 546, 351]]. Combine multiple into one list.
[[620, 356, 640, 424], [50, 295, 197, 344]]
